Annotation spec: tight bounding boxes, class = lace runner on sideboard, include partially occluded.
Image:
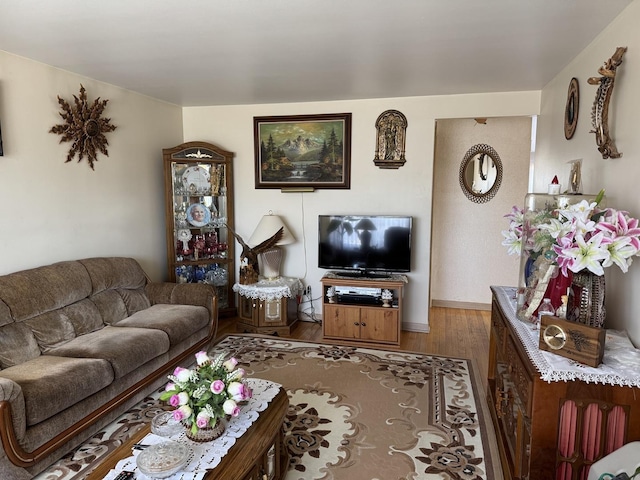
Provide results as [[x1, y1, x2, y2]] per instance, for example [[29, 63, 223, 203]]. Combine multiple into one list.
[[491, 286, 640, 387], [103, 378, 282, 480]]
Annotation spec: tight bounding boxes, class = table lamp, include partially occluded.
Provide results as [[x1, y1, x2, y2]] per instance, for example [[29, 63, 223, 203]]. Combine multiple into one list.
[[248, 213, 295, 280]]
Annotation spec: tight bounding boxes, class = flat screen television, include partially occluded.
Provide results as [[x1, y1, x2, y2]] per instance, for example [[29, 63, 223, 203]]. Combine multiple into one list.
[[318, 215, 412, 276]]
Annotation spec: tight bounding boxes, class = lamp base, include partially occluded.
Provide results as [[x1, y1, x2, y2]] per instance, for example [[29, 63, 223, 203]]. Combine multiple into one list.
[[259, 247, 283, 280]]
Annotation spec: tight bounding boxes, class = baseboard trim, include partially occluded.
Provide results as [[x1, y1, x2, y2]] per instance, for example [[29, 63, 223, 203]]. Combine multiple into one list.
[[431, 300, 491, 311], [299, 316, 431, 333], [402, 322, 430, 333]]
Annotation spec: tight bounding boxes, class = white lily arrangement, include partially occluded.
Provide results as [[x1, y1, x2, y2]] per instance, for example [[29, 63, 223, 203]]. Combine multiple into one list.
[[502, 190, 640, 276]]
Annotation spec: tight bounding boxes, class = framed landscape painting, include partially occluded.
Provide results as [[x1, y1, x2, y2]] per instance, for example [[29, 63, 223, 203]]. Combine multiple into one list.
[[254, 113, 352, 189]]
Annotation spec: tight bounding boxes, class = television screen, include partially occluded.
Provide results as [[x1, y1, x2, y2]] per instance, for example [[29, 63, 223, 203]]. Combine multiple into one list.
[[318, 215, 412, 274]]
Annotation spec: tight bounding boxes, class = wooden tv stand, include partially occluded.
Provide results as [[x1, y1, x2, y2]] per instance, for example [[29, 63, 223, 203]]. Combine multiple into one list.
[[321, 272, 407, 347]]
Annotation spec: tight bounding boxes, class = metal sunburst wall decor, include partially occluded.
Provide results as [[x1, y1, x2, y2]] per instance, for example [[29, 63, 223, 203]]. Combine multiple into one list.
[[50, 84, 117, 170]]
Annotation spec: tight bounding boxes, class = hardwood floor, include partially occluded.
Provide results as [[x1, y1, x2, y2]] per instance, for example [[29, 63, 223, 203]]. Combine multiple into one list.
[[216, 306, 492, 390]]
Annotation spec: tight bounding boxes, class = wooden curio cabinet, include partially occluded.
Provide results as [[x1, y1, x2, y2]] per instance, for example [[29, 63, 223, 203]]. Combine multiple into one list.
[[163, 141, 236, 317]]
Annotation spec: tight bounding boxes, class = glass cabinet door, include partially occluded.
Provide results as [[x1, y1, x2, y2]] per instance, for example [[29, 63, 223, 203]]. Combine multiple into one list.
[[163, 142, 236, 317]]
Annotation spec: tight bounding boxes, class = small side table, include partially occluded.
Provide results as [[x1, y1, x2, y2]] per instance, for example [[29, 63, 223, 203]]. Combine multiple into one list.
[[233, 277, 303, 337]]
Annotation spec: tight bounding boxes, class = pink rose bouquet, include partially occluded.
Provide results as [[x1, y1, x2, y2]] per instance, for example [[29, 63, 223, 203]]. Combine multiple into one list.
[[160, 351, 252, 435]]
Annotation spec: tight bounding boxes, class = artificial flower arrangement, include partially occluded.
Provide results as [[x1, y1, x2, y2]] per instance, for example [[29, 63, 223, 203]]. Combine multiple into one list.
[[502, 191, 640, 276], [160, 351, 253, 436], [502, 190, 640, 322]]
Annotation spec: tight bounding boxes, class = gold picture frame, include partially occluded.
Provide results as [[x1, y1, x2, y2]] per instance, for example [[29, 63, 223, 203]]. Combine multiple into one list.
[[254, 113, 352, 189]]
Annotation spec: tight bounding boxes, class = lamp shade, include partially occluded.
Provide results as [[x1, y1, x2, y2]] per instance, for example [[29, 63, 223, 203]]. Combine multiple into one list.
[[354, 218, 377, 231], [248, 214, 295, 247]]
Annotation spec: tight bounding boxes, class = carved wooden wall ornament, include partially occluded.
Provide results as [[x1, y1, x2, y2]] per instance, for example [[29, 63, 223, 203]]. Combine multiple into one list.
[[587, 46, 627, 159], [50, 84, 117, 170], [373, 110, 407, 169]]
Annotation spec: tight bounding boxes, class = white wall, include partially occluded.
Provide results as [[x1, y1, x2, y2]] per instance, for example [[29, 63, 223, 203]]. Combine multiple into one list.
[[183, 92, 540, 331], [432, 117, 532, 307], [535, 0, 640, 345], [0, 51, 183, 280]]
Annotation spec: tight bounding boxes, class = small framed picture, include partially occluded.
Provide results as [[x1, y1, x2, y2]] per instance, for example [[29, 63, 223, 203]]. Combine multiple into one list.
[[186, 203, 211, 227]]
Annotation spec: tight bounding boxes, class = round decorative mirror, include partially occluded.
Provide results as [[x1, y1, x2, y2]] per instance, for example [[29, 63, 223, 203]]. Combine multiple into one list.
[[458, 143, 503, 203], [564, 77, 579, 140]]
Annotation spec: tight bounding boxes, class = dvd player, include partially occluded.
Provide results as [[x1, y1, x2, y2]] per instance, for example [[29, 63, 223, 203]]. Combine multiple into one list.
[[334, 286, 381, 297], [337, 294, 382, 305]]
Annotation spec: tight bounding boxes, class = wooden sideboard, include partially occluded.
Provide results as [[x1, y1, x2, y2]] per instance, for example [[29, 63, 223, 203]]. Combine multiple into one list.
[[488, 287, 640, 480]]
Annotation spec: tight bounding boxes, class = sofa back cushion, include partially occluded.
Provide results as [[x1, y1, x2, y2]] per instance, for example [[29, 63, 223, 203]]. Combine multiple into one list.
[[0, 261, 92, 322], [89, 290, 129, 325], [79, 257, 147, 293], [0, 299, 12, 327], [24, 310, 76, 353], [21, 298, 106, 352], [64, 298, 104, 334], [80, 258, 151, 323], [0, 323, 41, 368]]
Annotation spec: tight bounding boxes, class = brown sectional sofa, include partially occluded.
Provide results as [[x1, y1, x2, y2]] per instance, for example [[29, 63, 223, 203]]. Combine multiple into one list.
[[0, 257, 218, 479]]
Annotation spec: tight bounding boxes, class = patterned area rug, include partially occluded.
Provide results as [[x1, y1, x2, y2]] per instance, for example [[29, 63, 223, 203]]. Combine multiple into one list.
[[36, 334, 502, 480]]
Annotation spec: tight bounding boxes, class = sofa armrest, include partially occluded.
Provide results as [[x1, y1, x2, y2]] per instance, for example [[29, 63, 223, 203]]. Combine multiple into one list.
[[145, 282, 218, 325], [0, 377, 27, 446]]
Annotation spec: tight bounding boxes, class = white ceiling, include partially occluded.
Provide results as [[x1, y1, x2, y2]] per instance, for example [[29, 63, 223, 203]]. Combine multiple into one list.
[[0, 0, 632, 107]]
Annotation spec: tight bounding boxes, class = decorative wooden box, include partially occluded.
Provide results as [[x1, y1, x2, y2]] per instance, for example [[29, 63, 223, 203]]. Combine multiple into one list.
[[539, 315, 606, 367]]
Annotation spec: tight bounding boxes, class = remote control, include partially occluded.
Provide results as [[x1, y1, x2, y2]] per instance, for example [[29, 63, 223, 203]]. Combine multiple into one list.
[[113, 471, 135, 480]]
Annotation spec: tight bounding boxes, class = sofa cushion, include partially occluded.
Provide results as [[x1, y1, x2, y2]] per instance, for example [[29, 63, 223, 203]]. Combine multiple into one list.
[[62, 298, 104, 335], [114, 304, 210, 346], [0, 323, 41, 369], [79, 257, 147, 294], [117, 288, 151, 315], [0, 356, 114, 426], [90, 288, 151, 324], [24, 311, 76, 353], [45, 326, 170, 379], [144, 282, 175, 305], [0, 261, 92, 322], [22, 299, 106, 353], [0, 299, 12, 327], [90, 290, 129, 325]]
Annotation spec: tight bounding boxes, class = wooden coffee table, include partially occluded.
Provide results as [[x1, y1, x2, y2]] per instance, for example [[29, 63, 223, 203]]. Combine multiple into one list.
[[86, 387, 289, 480]]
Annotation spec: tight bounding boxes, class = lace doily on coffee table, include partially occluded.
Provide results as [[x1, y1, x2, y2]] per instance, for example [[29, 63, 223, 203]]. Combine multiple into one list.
[[103, 378, 281, 480]]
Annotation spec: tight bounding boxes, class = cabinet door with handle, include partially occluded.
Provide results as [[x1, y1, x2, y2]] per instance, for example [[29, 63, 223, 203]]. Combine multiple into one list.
[[360, 309, 398, 343], [238, 295, 258, 326], [324, 305, 360, 339]]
